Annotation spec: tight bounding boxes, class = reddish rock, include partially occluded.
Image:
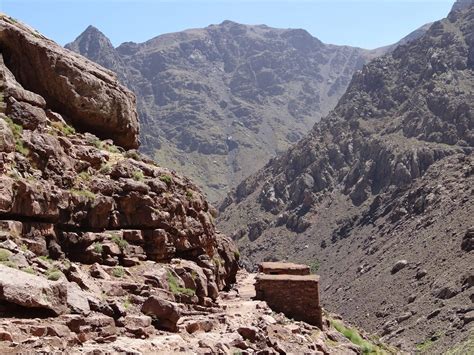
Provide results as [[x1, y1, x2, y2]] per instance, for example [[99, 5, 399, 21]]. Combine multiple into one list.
[[0, 264, 68, 315], [141, 296, 182, 332], [0, 17, 139, 149]]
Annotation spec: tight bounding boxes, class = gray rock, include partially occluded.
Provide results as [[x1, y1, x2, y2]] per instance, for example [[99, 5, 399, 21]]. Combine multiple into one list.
[[391, 260, 408, 274], [0, 264, 67, 315]]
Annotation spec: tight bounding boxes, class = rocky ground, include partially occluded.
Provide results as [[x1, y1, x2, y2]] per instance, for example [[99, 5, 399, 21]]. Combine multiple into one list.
[[219, 2, 474, 353], [0, 271, 395, 354]]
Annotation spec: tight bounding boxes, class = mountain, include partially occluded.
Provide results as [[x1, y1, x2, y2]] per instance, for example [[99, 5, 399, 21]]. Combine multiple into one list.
[[218, 3, 474, 353], [67, 22, 382, 203], [452, 0, 474, 11]]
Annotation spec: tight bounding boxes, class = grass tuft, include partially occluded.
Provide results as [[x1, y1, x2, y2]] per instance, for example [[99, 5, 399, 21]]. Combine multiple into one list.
[[159, 175, 172, 184], [112, 266, 125, 278], [46, 267, 62, 281], [111, 234, 128, 250], [167, 271, 195, 297], [331, 320, 381, 354]]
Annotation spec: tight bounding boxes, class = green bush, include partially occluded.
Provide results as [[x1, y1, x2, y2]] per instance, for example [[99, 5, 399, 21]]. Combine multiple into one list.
[[125, 150, 140, 161], [132, 170, 145, 181], [105, 144, 120, 154], [39, 255, 52, 263], [46, 267, 62, 281], [309, 260, 320, 273], [332, 320, 377, 354], [111, 234, 128, 250], [112, 266, 125, 278], [70, 188, 96, 200], [123, 296, 132, 310], [78, 171, 92, 181], [51, 121, 75, 136], [93, 242, 103, 254], [99, 163, 113, 174], [159, 175, 172, 184], [4, 116, 29, 156]]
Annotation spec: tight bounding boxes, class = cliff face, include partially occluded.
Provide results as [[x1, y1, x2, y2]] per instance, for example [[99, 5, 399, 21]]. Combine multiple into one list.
[[0, 13, 243, 351], [67, 22, 380, 202], [219, 4, 473, 353]]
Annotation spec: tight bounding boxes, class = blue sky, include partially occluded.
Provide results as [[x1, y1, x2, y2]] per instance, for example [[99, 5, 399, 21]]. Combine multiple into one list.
[[1, 0, 454, 49]]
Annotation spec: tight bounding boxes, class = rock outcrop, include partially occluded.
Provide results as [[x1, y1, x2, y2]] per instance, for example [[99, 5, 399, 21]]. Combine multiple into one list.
[[219, 4, 473, 353], [0, 15, 139, 149], [0, 13, 240, 352]]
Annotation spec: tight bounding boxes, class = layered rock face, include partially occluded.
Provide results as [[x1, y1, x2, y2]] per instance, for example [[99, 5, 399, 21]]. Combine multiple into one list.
[[219, 4, 473, 353], [0, 13, 240, 351], [67, 22, 381, 202]]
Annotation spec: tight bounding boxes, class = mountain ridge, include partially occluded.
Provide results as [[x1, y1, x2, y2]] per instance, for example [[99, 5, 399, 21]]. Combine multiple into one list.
[[66, 21, 382, 203]]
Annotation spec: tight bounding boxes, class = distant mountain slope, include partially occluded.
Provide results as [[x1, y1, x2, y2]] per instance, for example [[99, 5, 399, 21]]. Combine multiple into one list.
[[67, 22, 381, 202], [218, 3, 473, 353]]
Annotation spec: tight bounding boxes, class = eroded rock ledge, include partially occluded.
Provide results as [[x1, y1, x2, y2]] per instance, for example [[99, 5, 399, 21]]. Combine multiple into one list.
[[0, 14, 139, 149]]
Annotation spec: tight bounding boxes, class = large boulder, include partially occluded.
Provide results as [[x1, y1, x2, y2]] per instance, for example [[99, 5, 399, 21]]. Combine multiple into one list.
[[0, 15, 139, 149], [0, 264, 68, 315], [141, 296, 182, 331]]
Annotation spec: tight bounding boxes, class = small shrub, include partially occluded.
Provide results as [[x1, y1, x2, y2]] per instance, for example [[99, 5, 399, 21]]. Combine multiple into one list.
[[89, 137, 103, 149], [332, 320, 375, 354], [39, 255, 52, 263], [111, 234, 128, 250], [4, 116, 29, 156], [309, 260, 320, 274], [20, 244, 28, 252], [186, 190, 193, 199], [46, 267, 62, 281], [105, 144, 120, 154], [93, 242, 103, 254], [167, 271, 195, 296], [99, 163, 112, 174], [125, 150, 140, 161], [0, 248, 11, 262], [70, 188, 96, 199], [51, 121, 75, 136], [78, 171, 92, 181], [132, 170, 145, 181], [160, 175, 172, 184], [112, 266, 125, 278], [234, 250, 240, 259], [123, 296, 132, 310], [22, 266, 36, 275]]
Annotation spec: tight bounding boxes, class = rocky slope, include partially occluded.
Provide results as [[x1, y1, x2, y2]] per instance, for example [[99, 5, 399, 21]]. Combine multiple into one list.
[[66, 22, 382, 203], [0, 13, 243, 351], [219, 3, 474, 353]]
